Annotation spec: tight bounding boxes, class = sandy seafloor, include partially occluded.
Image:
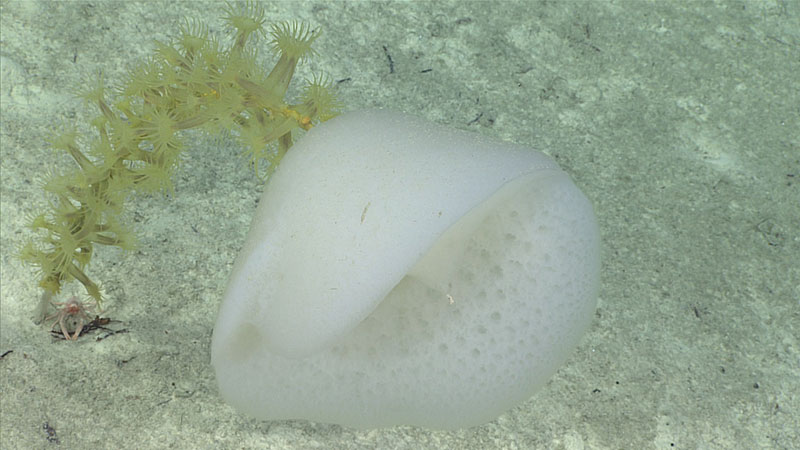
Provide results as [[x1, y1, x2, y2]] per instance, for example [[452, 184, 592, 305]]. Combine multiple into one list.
[[1, 1, 798, 448]]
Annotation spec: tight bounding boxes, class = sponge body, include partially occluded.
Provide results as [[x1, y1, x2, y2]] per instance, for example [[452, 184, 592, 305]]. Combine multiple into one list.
[[210, 110, 600, 429]]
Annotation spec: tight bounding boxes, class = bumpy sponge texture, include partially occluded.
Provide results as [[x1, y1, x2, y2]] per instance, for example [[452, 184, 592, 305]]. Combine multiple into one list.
[[211, 110, 600, 429]]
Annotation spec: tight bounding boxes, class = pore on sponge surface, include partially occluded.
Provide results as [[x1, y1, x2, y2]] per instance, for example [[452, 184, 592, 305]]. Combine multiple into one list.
[[210, 110, 600, 429]]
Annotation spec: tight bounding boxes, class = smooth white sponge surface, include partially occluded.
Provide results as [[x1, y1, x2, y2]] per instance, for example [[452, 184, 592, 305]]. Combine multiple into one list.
[[210, 110, 600, 429]]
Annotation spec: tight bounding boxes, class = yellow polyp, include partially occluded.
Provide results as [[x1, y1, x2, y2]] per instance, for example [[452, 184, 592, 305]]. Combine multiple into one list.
[[21, 4, 339, 310], [262, 53, 299, 100]]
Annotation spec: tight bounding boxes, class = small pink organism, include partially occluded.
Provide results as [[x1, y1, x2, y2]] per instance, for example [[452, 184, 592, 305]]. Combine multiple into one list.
[[45, 296, 96, 341]]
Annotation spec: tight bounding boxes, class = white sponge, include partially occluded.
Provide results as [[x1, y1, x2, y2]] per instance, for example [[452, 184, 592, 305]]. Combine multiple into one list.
[[210, 110, 600, 429]]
